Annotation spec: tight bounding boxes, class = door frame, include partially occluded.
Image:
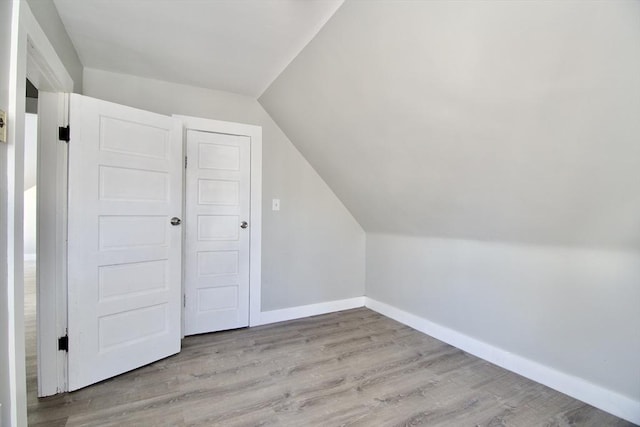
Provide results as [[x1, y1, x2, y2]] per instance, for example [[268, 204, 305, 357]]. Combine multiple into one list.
[[173, 115, 262, 330], [7, 1, 74, 425], [36, 92, 69, 396]]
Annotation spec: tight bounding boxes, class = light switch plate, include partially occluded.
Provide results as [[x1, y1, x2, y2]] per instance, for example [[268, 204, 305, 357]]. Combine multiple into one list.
[[272, 199, 280, 211], [0, 109, 6, 143]]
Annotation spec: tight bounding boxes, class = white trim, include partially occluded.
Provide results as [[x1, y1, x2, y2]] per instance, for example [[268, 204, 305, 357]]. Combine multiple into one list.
[[7, 2, 75, 425], [22, 4, 73, 93], [7, 6, 25, 426], [23, 254, 36, 262], [364, 297, 640, 425], [256, 297, 365, 326], [172, 115, 263, 329], [36, 92, 69, 396]]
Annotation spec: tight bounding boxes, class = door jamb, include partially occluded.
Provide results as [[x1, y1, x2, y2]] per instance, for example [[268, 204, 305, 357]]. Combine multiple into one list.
[[36, 92, 69, 396], [172, 115, 263, 329], [7, 1, 73, 424]]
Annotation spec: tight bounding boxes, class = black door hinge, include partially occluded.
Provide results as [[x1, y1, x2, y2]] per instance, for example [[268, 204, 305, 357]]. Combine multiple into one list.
[[58, 335, 69, 352], [58, 125, 70, 142]]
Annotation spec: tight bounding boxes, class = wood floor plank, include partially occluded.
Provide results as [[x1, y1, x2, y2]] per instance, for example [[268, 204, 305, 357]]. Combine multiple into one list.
[[24, 262, 634, 426]]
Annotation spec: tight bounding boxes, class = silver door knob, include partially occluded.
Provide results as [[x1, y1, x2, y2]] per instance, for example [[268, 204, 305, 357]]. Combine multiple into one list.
[[170, 217, 181, 226], [240, 221, 248, 229]]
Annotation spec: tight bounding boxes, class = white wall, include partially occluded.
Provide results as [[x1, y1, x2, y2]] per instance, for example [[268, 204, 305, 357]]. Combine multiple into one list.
[[260, 0, 640, 249], [0, 1, 14, 424], [366, 233, 640, 414], [259, 1, 640, 421], [83, 67, 366, 311]]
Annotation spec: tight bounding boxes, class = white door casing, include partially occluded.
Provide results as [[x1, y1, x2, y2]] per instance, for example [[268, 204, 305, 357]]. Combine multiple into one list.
[[184, 130, 251, 335], [67, 94, 182, 391], [8, 3, 75, 424], [36, 91, 69, 396]]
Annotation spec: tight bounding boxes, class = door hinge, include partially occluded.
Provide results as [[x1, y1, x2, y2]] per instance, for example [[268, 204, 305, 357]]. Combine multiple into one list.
[[58, 125, 70, 142], [185, 156, 188, 169], [58, 335, 69, 352], [183, 294, 186, 307]]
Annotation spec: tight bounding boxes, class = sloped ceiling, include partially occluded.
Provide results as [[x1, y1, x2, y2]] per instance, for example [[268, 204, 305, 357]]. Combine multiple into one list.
[[260, 0, 640, 249], [53, 0, 343, 96]]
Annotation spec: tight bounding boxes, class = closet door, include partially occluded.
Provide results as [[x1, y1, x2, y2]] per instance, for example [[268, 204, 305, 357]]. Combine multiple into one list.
[[184, 129, 251, 335]]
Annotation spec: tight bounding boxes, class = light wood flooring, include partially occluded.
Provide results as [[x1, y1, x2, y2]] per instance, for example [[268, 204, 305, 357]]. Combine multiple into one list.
[[25, 262, 634, 426]]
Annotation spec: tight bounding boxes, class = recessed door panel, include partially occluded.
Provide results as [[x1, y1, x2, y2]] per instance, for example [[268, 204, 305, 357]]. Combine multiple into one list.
[[99, 166, 168, 201], [197, 251, 239, 276], [198, 179, 239, 205], [99, 304, 168, 350], [100, 116, 169, 160], [197, 215, 239, 241], [99, 216, 167, 249], [198, 143, 240, 170], [99, 260, 168, 300], [197, 287, 238, 312]]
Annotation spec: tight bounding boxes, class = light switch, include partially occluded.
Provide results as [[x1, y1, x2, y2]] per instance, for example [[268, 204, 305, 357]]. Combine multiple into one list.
[[0, 110, 6, 143], [272, 198, 280, 211]]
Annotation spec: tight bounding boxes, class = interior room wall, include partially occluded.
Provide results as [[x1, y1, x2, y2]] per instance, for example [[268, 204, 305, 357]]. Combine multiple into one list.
[[366, 233, 640, 411], [83, 67, 366, 312], [259, 0, 640, 251], [258, 0, 640, 419]]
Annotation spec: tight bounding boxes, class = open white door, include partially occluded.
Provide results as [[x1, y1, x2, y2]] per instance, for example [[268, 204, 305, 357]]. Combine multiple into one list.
[[67, 94, 182, 391], [184, 130, 251, 335]]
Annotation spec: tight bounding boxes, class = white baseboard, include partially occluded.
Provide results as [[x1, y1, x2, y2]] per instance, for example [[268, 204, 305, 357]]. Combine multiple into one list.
[[256, 296, 365, 326], [364, 297, 640, 425]]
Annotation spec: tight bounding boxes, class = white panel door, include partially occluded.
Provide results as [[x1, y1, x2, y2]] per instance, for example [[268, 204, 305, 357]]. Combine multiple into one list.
[[185, 130, 250, 335], [67, 94, 182, 391]]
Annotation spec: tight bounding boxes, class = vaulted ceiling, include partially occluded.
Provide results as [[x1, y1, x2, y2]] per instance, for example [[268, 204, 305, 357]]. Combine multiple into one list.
[[259, 0, 640, 249], [53, 0, 343, 96], [52, 0, 640, 249]]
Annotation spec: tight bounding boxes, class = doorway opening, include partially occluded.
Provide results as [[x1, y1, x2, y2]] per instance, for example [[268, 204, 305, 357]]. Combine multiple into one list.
[[7, 3, 75, 423], [24, 78, 39, 408]]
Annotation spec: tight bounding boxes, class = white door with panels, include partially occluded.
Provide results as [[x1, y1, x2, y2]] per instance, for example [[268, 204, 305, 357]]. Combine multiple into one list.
[[67, 94, 182, 391], [184, 130, 251, 335]]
